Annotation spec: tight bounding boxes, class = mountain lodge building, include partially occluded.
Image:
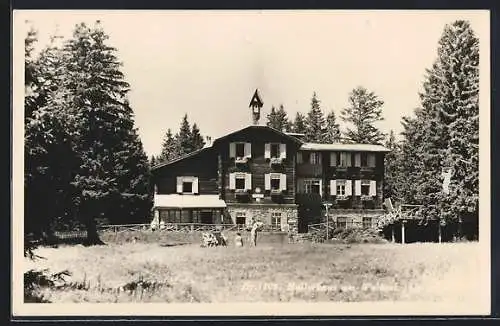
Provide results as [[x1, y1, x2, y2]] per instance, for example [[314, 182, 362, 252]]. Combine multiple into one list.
[[151, 89, 390, 233]]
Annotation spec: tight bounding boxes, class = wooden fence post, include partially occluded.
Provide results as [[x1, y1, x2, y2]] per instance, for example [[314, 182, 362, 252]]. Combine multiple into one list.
[[401, 220, 406, 244]]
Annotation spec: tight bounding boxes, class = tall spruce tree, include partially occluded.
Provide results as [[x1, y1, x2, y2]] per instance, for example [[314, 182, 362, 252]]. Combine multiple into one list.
[[417, 21, 479, 232], [340, 86, 386, 144], [292, 112, 307, 134], [266, 106, 278, 129], [191, 123, 205, 151], [62, 21, 151, 243], [305, 92, 326, 142], [267, 105, 290, 132], [159, 128, 181, 162], [177, 114, 193, 155], [324, 110, 341, 143], [24, 27, 81, 240], [383, 130, 401, 200]]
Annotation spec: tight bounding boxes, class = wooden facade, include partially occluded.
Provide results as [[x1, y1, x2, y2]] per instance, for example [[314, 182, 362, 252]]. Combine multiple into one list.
[[151, 125, 390, 230]]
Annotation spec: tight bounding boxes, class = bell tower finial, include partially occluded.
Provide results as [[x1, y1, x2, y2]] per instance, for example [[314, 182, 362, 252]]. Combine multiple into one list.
[[249, 89, 263, 125]]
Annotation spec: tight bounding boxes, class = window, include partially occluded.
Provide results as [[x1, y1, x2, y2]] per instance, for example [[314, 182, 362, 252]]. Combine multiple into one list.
[[310, 152, 321, 164], [363, 216, 372, 229], [304, 179, 321, 194], [339, 152, 348, 167], [235, 174, 246, 190], [235, 143, 245, 158], [337, 216, 347, 229], [271, 178, 281, 190], [270, 143, 280, 158], [177, 176, 198, 194], [297, 152, 303, 164], [361, 153, 368, 167], [182, 182, 192, 193], [361, 180, 370, 196], [271, 212, 282, 229], [336, 180, 346, 196], [236, 212, 246, 225]]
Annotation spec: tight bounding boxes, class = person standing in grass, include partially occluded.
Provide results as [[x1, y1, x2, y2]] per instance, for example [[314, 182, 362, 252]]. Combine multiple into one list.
[[234, 232, 243, 247], [250, 221, 263, 247]]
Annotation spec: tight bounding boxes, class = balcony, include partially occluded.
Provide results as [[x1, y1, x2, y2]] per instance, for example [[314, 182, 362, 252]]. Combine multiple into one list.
[[270, 189, 285, 203], [234, 189, 251, 202], [296, 163, 323, 177], [269, 157, 284, 168]]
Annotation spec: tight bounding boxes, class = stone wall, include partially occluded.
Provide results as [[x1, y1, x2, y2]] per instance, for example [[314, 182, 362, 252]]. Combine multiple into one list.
[[226, 203, 298, 233], [324, 209, 384, 228]]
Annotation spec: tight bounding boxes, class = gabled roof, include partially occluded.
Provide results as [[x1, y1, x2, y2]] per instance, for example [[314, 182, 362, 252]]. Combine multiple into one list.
[[151, 145, 213, 171], [249, 89, 263, 108], [212, 125, 304, 146], [300, 142, 390, 152]]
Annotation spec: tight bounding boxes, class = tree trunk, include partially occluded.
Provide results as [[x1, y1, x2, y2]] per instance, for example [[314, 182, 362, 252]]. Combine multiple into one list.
[[83, 212, 105, 246]]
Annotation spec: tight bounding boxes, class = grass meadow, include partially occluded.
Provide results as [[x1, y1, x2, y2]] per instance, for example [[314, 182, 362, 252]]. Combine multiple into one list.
[[24, 233, 482, 304]]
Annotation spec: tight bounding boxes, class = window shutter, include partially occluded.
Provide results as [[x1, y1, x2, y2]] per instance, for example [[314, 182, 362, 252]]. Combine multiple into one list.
[[368, 153, 376, 167], [346, 152, 352, 167], [330, 180, 337, 195], [369, 180, 377, 196], [192, 178, 199, 194], [229, 143, 236, 158], [280, 174, 287, 191], [176, 177, 183, 194], [345, 180, 352, 196], [355, 180, 362, 196], [296, 152, 303, 164], [264, 173, 271, 190], [279, 143, 287, 159], [330, 152, 337, 167], [245, 173, 252, 190], [354, 153, 361, 167], [264, 143, 271, 159], [229, 173, 235, 190], [244, 143, 252, 158], [318, 152, 322, 164]]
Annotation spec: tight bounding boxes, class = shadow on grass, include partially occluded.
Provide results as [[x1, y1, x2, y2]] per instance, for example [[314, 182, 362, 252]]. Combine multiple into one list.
[[159, 242, 191, 247]]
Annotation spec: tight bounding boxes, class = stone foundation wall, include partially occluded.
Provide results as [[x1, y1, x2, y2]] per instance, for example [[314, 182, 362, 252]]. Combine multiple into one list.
[[226, 204, 298, 233], [323, 209, 384, 228]]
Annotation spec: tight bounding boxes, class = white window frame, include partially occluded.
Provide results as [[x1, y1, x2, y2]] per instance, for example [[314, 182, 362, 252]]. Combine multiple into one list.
[[302, 178, 322, 196], [176, 176, 199, 194], [361, 179, 371, 196], [336, 179, 346, 196], [235, 211, 246, 225], [271, 211, 282, 229], [235, 173, 247, 190]]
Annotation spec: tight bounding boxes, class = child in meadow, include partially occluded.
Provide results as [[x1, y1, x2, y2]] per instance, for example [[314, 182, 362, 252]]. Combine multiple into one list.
[[234, 232, 243, 247]]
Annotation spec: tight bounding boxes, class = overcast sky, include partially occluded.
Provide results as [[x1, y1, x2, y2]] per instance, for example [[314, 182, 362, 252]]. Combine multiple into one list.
[[15, 10, 489, 157]]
